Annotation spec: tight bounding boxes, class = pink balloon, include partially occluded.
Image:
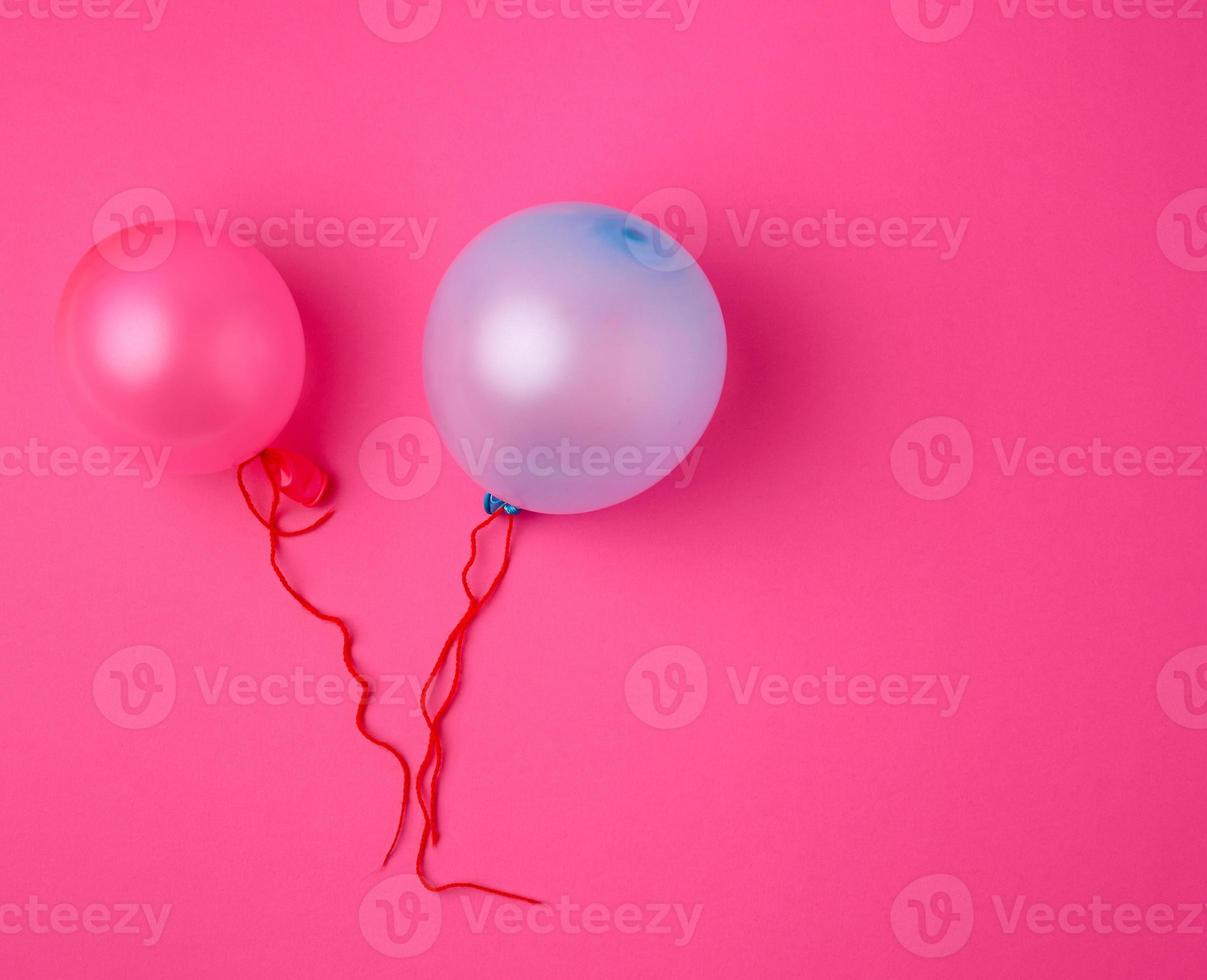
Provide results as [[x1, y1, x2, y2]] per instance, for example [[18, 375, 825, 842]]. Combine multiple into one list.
[[424, 203, 727, 515], [56, 221, 305, 476]]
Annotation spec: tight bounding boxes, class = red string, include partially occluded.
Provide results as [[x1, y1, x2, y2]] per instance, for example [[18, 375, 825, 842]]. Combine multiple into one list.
[[236, 452, 411, 867], [414, 507, 539, 904], [420, 510, 513, 841]]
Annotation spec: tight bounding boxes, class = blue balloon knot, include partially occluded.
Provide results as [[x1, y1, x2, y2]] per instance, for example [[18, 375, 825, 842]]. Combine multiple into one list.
[[483, 492, 519, 516]]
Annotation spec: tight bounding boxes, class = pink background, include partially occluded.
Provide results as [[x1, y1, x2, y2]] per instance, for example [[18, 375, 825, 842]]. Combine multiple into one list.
[[3, 1, 1206, 976]]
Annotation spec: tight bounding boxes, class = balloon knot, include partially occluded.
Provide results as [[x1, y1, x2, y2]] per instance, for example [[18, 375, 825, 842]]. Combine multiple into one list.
[[260, 447, 329, 507], [483, 493, 519, 516]]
